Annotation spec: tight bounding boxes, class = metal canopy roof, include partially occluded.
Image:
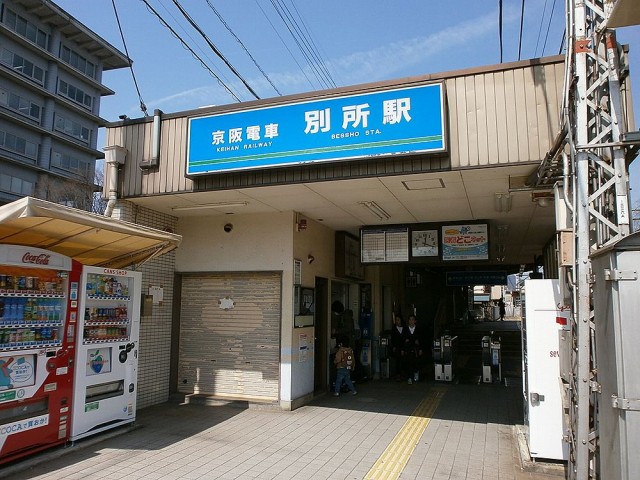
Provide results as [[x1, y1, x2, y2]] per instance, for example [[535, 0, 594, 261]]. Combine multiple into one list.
[[608, 0, 640, 28], [0, 197, 181, 269]]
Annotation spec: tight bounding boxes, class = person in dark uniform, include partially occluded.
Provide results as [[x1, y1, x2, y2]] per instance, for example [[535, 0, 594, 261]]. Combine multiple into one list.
[[402, 314, 425, 384], [390, 314, 405, 380], [498, 297, 506, 321]]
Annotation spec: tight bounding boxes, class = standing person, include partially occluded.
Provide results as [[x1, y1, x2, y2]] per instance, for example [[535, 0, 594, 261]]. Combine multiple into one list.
[[390, 314, 405, 380], [333, 336, 357, 396], [498, 297, 506, 321], [402, 314, 424, 384]]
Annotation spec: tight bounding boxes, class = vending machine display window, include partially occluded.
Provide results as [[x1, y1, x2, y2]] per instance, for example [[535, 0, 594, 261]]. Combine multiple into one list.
[[82, 273, 132, 344], [0, 266, 67, 350]]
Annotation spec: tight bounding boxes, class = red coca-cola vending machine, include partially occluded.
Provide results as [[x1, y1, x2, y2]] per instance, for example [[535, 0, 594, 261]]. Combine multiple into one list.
[[0, 244, 81, 464]]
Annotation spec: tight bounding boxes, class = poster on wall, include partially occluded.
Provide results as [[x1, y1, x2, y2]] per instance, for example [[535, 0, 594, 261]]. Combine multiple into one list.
[[441, 224, 488, 261], [411, 230, 438, 257]]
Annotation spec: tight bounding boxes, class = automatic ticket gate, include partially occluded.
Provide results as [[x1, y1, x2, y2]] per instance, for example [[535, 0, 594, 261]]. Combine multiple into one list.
[[434, 335, 457, 382], [433, 337, 442, 380], [481, 335, 501, 383]]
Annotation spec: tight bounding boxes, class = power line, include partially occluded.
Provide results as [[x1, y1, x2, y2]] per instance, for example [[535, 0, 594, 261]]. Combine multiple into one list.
[[277, 0, 335, 88], [541, 0, 558, 56], [155, 0, 239, 95], [534, 0, 549, 57], [499, 0, 503, 63], [111, 0, 148, 116], [288, 2, 338, 86], [203, 0, 282, 96], [269, 0, 333, 89], [558, 28, 566, 55], [255, 0, 316, 90], [518, 0, 526, 61], [140, 0, 241, 102], [171, 0, 260, 100]]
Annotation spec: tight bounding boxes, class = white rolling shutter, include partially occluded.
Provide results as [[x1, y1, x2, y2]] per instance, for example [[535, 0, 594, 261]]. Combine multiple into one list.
[[178, 272, 281, 400]]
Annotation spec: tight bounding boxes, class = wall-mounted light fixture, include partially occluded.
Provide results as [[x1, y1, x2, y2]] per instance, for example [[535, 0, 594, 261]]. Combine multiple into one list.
[[295, 212, 307, 231], [307, 254, 315, 264], [531, 191, 554, 207], [358, 201, 391, 220], [494, 193, 512, 213], [172, 201, 248, 212]]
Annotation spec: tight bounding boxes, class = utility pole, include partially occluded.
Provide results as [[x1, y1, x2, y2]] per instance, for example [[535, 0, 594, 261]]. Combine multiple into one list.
[[566, 1, 632, 478]]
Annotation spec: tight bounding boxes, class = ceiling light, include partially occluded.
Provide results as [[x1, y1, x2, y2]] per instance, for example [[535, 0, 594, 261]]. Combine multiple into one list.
[[494, 193, 512, 213], [358, 201, 390, 220], [172, 201, 248, 212]]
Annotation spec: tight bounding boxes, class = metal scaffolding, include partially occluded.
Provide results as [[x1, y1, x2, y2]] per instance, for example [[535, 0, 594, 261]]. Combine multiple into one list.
[[534, 0, 639, 477]]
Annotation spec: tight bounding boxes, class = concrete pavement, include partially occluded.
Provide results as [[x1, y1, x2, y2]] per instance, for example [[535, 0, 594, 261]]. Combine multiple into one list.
[[2, 378, 566, 480]]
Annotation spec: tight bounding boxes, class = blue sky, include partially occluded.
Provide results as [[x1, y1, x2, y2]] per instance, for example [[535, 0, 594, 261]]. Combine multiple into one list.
[[54, 0, 640, 206]]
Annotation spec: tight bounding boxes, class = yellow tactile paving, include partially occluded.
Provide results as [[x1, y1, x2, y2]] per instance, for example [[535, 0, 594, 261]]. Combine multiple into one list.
[[365, 385, 447, 480]]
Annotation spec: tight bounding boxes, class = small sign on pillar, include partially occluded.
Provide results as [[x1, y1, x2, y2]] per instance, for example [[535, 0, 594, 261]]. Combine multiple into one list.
[[148, 285, 164, 305]]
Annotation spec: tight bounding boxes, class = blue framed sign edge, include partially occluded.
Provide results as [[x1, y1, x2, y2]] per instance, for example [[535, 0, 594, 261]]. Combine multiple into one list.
[[185, 82, 447, 176]]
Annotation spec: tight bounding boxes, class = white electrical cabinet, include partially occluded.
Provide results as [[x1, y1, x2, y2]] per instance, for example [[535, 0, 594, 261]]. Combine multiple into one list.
[[521, 279, 570, 461]]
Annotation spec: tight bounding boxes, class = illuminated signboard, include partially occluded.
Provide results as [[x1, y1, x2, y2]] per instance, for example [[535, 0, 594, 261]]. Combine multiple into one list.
[[187, 83, 445, 175]]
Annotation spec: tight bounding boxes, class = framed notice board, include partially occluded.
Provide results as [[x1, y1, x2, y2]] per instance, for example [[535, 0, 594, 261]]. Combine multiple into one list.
[[361, 227, 409, 263]]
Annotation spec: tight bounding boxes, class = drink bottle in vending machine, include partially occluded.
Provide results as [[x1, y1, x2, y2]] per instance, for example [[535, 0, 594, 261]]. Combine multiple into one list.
[[70, 266, 141, 441], [0, 245, 81, 464]]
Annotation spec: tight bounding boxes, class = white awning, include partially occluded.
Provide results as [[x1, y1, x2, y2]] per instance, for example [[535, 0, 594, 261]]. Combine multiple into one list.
[[0, 197, 181, 269]]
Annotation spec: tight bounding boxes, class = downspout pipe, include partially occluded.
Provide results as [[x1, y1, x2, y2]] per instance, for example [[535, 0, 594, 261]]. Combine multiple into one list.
[[103, 145, 128, 217]]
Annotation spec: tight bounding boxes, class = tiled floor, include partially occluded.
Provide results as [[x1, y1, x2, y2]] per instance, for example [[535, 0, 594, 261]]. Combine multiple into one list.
[[2, 379, 566, 479]]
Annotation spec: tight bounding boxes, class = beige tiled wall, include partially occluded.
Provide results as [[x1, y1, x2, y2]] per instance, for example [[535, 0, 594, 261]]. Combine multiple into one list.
[[112, 201, 177, 409]]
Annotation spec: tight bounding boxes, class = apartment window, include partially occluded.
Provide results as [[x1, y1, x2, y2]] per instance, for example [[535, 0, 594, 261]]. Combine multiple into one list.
[[54, 115, 90, 143], [0, 48, 45, 84], [52, 151, 90, 175], [3, 9, 48, 49], [58, 80, 92, 109], [0, 129, 38, 159], [60, 46, 96, 79], [0, 87, 41, 121], [0, 173, 34, 196]]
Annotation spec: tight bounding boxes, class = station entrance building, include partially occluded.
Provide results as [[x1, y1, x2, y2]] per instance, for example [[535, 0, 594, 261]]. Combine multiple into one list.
[[102, 54, 634, 410]]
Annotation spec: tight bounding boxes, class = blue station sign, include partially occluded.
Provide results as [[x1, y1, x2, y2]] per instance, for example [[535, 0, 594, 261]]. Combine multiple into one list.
[[186, 83, 445, 175]]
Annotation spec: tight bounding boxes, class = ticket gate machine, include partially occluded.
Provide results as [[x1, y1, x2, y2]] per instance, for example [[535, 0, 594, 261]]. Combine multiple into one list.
[[434, 335, 457, 382], [433, 337, 443, 380], [481, 335, 502, 383]]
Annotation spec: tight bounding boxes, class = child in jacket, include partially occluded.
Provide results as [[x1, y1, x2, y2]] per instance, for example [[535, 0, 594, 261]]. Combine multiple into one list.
[[333, 336, 357, 396]]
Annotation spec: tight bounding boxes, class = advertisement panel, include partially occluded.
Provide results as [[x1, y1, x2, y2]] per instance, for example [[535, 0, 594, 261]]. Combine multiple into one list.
[[441, 224, 489, 261]]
